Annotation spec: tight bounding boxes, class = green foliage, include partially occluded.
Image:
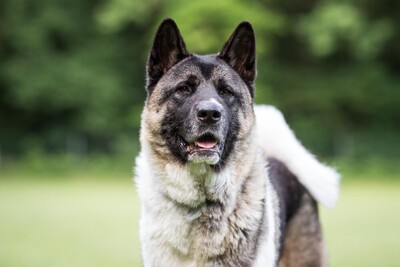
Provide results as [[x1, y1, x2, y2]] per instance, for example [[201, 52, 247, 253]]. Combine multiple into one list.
[[0, 0, 148, 154], [297, 2, 394, 60], [95, 0, 162, 31], [162, 0, 285, 54], [0, 0, 399, 160], [261, 62, 400, 157]]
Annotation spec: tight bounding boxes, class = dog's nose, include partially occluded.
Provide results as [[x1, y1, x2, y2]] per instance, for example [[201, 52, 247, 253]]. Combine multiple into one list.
[[196, 101, 222, 124]]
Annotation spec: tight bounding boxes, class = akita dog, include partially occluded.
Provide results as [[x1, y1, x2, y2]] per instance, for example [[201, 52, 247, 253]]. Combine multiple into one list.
[[135, 19, 340, 267]]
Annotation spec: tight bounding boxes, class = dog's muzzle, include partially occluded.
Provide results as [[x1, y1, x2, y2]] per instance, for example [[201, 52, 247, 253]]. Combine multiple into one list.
[[183, 100, 226, 164], [186, 132, 223, 164]]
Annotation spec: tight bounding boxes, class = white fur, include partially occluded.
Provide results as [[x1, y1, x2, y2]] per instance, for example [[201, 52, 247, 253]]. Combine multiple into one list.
[[253, 173, 279, 267], [136, 143, 241, 266], [254, 105, 340, 208]]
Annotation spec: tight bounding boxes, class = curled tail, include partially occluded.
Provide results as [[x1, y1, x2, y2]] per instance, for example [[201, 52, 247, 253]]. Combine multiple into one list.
[[254, 105, 340, 208]]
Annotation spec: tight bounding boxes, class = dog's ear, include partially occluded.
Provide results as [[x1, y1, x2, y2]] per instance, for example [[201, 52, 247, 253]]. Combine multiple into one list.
[[146, 18, 189, 94], [219, 22, 256, 97]]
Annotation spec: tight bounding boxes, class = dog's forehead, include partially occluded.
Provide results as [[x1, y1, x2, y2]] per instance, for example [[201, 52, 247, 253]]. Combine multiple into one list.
[[172, 54, 239, 82], [190, 55, 220, 79]]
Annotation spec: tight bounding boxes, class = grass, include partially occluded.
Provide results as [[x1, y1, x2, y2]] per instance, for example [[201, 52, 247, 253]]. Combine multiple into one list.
[[1, 163, 400, 267], [0, 175, 141, 267], [321, 180, 400, 267]]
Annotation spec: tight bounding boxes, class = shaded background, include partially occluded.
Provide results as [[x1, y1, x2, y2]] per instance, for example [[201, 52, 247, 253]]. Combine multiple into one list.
[[1, 0, 399, 160], [0, 0, 399, 266]]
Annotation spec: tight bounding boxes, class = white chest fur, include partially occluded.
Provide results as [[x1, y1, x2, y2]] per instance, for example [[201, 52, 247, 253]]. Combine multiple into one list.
[[135, 145, 278, 267]]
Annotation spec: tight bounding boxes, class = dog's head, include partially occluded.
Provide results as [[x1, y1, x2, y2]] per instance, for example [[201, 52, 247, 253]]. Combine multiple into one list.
[[142, 19, 256, 171]]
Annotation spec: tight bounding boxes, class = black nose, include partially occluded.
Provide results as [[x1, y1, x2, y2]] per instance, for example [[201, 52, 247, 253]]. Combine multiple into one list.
[[196, 101, 222, 124]]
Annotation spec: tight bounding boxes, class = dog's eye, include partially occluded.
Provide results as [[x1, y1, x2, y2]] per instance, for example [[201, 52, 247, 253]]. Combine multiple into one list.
[[176, 85, 192, 95], [219, 87, 234, 98]]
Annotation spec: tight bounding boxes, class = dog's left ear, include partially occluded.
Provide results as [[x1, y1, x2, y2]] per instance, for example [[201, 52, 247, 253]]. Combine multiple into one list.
[[146, 19, 189, 94], [219, 22, 256, 97]]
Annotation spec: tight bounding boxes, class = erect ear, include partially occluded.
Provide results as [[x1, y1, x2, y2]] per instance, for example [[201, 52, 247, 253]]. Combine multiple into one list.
[[146, 18, 189, 93], [218, 22, 256, 97]]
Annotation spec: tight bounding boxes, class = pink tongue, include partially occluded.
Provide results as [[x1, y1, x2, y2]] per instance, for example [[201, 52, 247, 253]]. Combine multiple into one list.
[[195, 140, 217, 149]]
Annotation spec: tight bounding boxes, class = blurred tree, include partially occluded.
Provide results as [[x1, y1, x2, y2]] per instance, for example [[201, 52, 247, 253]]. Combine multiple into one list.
[[0, 0, 151, 154], [0, 0, 399, 159]]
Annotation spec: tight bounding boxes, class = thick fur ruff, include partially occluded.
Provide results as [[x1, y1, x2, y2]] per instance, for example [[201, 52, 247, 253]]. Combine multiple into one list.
[[136, 105, 339, 266]]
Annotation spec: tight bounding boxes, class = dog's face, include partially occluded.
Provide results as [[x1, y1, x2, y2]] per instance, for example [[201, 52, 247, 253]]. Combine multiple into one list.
[[143, 19, 256, 171]]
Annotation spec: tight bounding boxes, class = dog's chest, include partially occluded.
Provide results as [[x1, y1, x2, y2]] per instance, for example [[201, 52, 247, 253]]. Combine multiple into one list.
[[137, 152, 269, 266], [143, 195, 265, 267]]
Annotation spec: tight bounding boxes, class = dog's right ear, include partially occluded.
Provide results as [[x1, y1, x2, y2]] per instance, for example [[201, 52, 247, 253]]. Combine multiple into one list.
[[146, 19, 189, 94]]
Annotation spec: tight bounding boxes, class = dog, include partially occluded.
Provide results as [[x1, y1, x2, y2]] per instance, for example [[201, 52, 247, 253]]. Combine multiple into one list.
[[135, 18, 340, 267]]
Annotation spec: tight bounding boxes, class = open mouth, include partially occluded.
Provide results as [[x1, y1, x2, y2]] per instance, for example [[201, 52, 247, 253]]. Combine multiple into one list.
[[187, 133, 219, 152], [184, 133, 222, 164]]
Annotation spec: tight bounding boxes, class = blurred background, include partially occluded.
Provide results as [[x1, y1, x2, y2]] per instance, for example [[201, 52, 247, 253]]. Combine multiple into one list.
[[0, 0, 399, 266]]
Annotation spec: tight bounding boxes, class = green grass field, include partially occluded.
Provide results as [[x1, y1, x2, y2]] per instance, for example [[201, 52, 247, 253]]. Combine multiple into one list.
[[1, 170, 400, 267]]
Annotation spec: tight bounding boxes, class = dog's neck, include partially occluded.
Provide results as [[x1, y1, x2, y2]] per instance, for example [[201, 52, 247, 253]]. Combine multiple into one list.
[[138, 121, 261, 208], [136, 126, 268, 263], [153, 134, 258, 208]]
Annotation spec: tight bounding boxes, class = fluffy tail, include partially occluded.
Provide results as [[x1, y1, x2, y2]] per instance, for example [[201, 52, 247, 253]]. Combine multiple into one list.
[[254, 105, 340, 208]]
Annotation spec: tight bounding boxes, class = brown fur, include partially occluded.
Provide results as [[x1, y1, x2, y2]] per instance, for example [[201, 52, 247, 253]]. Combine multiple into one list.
[[279, 194, 327, 267]]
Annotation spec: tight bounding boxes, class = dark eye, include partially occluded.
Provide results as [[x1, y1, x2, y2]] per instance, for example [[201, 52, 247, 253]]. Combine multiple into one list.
[[176, 85, 192, 95], [219, 87, 234, 98]]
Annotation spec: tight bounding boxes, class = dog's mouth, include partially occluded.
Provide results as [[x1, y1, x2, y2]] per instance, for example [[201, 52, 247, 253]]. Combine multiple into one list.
[[184, 133, 222, 164], [187, 133, 218, 151]]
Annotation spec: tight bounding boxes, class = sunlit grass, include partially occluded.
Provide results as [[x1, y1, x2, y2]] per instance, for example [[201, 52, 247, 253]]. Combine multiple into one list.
[[1, 164, 400, 267], [321, 179, 400, 267], [0, 175, 141, 267]]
